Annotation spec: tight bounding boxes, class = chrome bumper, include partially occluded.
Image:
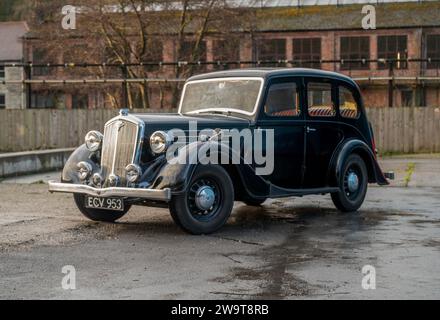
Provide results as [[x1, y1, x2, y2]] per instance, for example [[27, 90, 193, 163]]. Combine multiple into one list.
[[48, 181, 171, 201]]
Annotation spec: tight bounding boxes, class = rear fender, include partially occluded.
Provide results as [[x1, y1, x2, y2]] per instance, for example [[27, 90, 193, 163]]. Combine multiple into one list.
[[329, 139, 389, 186]]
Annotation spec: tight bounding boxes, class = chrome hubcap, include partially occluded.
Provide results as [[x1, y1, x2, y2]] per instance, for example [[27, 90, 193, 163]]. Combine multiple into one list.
[[194, 186, 216, 211], [347, 171, 359, 193]]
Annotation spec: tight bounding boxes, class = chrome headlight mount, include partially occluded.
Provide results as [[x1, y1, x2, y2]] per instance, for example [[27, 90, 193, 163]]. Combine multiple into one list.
[[150, 131, 173, 154], [85, 130, 103, 152]]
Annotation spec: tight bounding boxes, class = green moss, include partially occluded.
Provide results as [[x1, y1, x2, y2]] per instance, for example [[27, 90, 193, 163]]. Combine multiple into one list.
[[255, 1, 440, 19]]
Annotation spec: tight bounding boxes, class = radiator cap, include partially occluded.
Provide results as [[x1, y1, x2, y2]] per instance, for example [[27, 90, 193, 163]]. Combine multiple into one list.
[[119, 109, 129, 116]]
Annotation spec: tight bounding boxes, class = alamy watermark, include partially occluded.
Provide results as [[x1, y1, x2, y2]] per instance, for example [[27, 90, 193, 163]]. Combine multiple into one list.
[[164, 121, 274, 176], [62, 5, 77, 30], [362, 5, 376, 30], [61, 265, 77, 290], [362, 265, 376, 290]]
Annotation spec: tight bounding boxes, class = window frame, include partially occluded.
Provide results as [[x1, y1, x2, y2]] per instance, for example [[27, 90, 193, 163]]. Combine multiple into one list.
[[338, 84, 361, 120], [179, 40, 207, 62], [340, 36, 370, 70], [263, 78, 303, 119], [0, 66, 5, 79], [426, 34, 440, 69], [32, 48, 51, 76], [305, 78, 337, 119], [377, 35, 408, 70], [256, 39, 287, 62], [292, 38, 321, 68]]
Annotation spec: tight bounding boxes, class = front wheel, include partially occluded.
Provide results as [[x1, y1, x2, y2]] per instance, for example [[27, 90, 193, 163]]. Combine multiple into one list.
[[73, 194, 131, 222], [169, 165, 234, 235], [331, 154, 368, 212]]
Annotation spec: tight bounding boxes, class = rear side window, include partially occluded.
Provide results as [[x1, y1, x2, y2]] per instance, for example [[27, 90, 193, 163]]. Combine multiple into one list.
[[264, 82, 300, 117], [307, 82, 336, 117], [339, 86, 359, 119]]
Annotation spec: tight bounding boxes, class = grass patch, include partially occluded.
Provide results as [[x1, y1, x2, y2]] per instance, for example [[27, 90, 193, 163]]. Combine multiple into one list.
[[31, 180, 46, 185]]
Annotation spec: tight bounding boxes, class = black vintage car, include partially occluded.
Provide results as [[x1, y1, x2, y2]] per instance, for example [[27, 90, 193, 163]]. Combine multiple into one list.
[[49, 68, 393, 234]]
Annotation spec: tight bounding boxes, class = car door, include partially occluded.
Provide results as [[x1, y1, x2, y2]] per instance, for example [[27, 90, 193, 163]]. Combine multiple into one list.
[[256, 77, 305, 189], [303, 78, 344, 188]]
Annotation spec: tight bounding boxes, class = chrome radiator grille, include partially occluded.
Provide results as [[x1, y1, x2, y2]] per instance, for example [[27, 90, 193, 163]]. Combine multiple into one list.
[[101, 119, 140, 186]]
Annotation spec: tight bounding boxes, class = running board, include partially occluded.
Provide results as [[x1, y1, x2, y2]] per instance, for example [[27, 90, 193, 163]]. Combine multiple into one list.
[[269, 184, 340, 198]]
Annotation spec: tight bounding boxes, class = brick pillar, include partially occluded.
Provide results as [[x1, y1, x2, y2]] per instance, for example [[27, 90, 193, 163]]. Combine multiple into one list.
[[321, 33, 334, 71], [240, 35, 253, 67], [370, 34, 378, 70], [286, 37, 293, 65]]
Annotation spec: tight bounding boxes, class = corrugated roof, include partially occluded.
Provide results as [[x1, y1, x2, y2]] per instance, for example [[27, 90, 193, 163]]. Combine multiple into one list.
[[0, 21, 28, 61], [253, 2, 440, 31]]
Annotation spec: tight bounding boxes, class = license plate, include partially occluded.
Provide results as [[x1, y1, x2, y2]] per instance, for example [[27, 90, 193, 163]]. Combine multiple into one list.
[[85, 196, 124, 211]]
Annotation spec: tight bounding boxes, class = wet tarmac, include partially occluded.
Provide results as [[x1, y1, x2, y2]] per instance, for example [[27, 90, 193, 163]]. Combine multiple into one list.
[[0, 155, 439, 299]]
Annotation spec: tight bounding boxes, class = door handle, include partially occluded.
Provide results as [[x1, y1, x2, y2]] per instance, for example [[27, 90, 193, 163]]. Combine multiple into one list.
[[307, 127, 317, 133]]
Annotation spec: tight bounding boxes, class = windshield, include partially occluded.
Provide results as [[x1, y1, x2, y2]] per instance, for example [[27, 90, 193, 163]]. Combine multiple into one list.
[[179, 78, 264, 116]]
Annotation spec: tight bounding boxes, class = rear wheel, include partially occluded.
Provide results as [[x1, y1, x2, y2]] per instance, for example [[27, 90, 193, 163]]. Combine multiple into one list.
[[331, 154, 368, 212], [73, 194, 131, 222], [169, 165, 234, 235]]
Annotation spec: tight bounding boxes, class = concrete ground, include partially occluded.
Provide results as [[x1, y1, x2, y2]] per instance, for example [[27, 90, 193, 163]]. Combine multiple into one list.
[[0, 155, 439, 299]]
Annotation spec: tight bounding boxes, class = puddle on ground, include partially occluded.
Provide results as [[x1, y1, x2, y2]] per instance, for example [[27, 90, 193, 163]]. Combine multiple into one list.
[[214, 201, 429, 299]]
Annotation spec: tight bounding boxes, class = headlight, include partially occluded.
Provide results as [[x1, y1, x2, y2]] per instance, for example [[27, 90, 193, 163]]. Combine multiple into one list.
[[150, 131, 172, 154], [125, 164, 142, 183], [85, 131, 103, 152], [77, 161, 93, 181]]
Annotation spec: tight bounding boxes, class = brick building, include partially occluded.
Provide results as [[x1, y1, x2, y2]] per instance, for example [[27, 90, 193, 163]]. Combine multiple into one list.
[[0, 21, 28, 109], [23, 1, 440, 108]]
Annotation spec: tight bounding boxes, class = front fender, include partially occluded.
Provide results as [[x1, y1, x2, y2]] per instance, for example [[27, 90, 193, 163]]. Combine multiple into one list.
[[152, 141, 269, 197], [61, 144, 95, 183], [329, 139, 388, 186]]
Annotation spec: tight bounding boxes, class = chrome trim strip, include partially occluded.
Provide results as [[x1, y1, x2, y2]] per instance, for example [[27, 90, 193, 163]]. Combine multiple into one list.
[[48, 181, 171, 201]]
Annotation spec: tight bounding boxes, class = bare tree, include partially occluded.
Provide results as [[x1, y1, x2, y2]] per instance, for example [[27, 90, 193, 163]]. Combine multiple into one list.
[[27, 0, 256, 109]]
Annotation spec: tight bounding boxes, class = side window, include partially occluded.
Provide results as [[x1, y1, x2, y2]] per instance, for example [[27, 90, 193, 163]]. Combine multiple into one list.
[[307, 82, 335, 117], [339, 86, 359, 119], [264, 82, 300, 117]]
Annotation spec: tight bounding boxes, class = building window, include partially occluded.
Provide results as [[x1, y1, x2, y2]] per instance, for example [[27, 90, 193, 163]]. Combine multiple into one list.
[[32, 48, 51, 76], [179, 40, 207, 62], [256, 39, 286, 64], [427, 35, 440, 69], [72, 94, 88, 109], [0, 94, 6, 109], [293, 38, 321, 68], [378, 35, 408, 69], [32, 93, 56, 108], [212, 39, 240, 70], [0, 66, 5, 79], [178, 40, 207, 73], [340, 36, 370, 70], [401, 89, 413, 107], [141, 39, 163, 71]]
